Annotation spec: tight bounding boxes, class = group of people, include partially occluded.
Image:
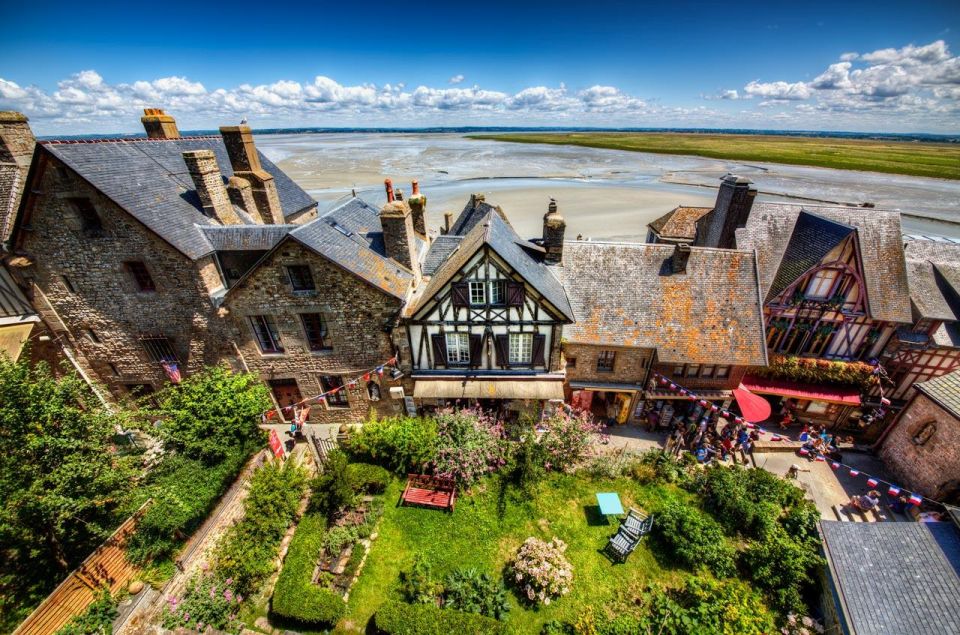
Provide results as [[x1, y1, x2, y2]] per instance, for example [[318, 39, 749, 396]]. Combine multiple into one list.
[[797, 423, 842, 462], [663, 413, 759, 465]]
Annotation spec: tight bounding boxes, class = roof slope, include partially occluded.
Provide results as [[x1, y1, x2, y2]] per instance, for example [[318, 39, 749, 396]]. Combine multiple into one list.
[[647, 206, 712, 241], [736, 202, 912, 323], [449, 196, 513, 236], [556, 241, 767, 366], [201, 224, 295, 251], [821, 520, 960, 635], [39, 137, 315, 260], [423, 235, 463, 276], [916, 369, 960, 419], [904, 238, 960, 323], [0, 266, 34, 321], [767, 211, 855, 301], [322, 196, 427, 258], [413, 210, 574, 320]]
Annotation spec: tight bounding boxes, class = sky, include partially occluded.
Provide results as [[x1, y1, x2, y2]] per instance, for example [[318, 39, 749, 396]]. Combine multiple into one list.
[[1, 0, 958, 135]]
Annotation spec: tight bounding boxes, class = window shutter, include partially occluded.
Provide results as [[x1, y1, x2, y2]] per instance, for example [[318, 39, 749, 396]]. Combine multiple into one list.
[[469, 334, 484, 367], [531, 334, 546, 367], [431, 334, 447, 367], [495, 335, 510, 367], [451, 282, 469, 307], [506, 281, 525, 307]]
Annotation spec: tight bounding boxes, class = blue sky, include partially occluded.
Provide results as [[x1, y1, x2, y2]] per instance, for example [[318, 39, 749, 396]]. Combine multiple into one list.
[[1, 0, 957, 134]]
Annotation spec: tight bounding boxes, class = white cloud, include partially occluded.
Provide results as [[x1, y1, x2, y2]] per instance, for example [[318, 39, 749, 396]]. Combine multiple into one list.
[[743, 80, 812, 100], [448, 74, 464, 84]]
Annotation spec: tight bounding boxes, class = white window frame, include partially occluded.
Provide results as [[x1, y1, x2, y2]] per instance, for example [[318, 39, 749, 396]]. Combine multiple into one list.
[[445, 332, 470, 364], [509, 333, 533, 365], [468, 281, 486, 305], [489, 280, 506, 305], [806, 269, 839, 299]]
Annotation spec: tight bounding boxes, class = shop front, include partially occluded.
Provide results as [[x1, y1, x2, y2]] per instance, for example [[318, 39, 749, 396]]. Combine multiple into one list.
[[642, 388, 734, 430], [740, 374, 861, 429], [568, 381, 645, 425], [412, 375, 566, 421]]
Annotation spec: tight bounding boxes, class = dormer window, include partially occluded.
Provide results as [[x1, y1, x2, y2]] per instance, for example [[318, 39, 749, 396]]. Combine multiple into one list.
[[469, 281, 486, 305]]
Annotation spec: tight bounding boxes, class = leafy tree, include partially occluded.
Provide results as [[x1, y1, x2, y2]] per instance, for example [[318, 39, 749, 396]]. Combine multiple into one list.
[[651, 501, 737, 577], [310, 449, 356, 518], [0, 356, 136, 627], [146, 366, 269, 463]]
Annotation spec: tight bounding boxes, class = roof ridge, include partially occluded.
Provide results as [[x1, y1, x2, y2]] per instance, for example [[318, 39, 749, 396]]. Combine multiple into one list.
[[40, 135, 220, 145]]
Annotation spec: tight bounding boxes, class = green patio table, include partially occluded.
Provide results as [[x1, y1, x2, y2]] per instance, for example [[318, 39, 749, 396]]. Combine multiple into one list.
[[596, 492, 624, 517]]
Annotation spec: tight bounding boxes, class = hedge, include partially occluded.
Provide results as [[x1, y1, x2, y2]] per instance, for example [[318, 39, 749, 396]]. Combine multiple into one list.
[[347, 462, 392, 494], [271, 513, 346, 627], [373, 600, 512, 635]]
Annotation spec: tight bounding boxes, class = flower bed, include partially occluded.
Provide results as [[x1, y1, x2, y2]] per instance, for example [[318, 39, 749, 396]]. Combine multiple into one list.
[[752, 354, 877, 390]]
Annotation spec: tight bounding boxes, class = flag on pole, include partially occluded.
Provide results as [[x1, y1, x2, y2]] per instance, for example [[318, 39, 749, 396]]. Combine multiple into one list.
[[849, 469, 860, 477], [866, 477, 879, 488], [161, 361, 181, 384], [908, 493, 923, 505], [888, 485, 901, 497]]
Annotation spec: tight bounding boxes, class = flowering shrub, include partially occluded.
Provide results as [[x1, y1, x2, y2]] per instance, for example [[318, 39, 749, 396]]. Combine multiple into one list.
[[161, 570, 243, 634], [754, 354, 877, 390], [539, 409, 606, 472], [510, 537, 573, 605], [433, 409, 507, 487], [781, 614, 825, 635]]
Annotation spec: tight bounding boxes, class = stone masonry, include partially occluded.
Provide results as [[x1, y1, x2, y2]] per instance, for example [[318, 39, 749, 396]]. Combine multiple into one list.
[[563, 343, 653, 387], [0, 111, 36, 243]]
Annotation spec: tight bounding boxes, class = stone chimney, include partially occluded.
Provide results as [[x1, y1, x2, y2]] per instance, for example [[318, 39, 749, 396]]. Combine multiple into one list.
[[182, 150, 242, 225], [141, 108, 180, 140], [442, 212, 454, 235], [695, 174, 757, 249], [380, 179, 419, 281], [226, 176, 258, 219], [408, 180, 427, 238], [219, 125, 284, 225], [672, 243, 691, 274], [542, 198, 566, 265], [0, 111, 36, 243]]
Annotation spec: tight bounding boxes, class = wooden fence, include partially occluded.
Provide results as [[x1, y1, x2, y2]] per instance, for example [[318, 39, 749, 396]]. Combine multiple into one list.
[[13, 501, 150, 635]]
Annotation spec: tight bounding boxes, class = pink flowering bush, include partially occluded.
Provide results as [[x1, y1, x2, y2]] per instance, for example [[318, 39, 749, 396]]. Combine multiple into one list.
[[433, 409, 507, 487], [539, 409, 607, 472], [781, 614, 825, 635], [510, 537, 573, 605], [160, 570, 243, 633]]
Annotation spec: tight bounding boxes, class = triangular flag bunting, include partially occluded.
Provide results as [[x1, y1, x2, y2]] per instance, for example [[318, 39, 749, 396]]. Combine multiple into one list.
[[888, 486, 901, 497], [908, 493, 923, 505], [849, 469, 860, 477], [866, 477, 879, 488]]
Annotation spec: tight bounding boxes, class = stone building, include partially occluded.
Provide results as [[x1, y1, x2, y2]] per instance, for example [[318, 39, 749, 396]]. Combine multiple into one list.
[[878, 370, 960, 504], [0, 111, 35, 244]]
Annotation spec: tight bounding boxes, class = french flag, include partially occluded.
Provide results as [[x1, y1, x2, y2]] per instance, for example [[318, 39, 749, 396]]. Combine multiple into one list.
[[814, 455, 826, 462], [849, 469, 860, 477], [798, 447, 809, 455], [831, 461, 840, 470], [866, 477, 879, 488], [908, 493, 923, 506], [888, 485, 901, 497]]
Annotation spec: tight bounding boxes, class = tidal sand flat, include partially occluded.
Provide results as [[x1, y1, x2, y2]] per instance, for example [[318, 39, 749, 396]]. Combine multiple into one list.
[[256, 133, 960, 241]]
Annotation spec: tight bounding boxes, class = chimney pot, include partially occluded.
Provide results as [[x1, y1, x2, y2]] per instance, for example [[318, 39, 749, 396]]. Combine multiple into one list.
[[542, 198, 565, 265], [412, 180, 420, 196], [443, 212, 453, 235], [407, 181, 427, 238], [182, 150, 241, 225], [385, 179, 395, 203], [219, 125, 283, 224], [141, 108, 180, 140]]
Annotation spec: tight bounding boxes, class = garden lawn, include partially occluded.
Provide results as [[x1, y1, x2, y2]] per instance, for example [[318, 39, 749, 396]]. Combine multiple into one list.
[[340, 473, 693, 634]]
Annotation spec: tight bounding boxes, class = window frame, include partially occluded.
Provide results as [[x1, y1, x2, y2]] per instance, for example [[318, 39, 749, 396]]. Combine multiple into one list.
[[686, 364, 701, 378], [68, 197, 103, 236], [509, 333, 533, 365], [140, 336, 178, 363], [468, 281, 486, 306], [597, 350, 616, 373], [489, 280, 506, 306], [700, 365, 715, 379], [912, 421, 937, 446], [300, 312, 331, 352], [286, 265, 316, 293], [320, 375, 349, 408], [715, 366, 730, 379], [249, 315, 284, 354], [806, 268, 840, 300], [124, 261, 156, 293], [445, 332, 470, 365]]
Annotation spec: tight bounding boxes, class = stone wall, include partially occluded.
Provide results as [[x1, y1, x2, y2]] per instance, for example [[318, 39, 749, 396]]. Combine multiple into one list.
[[224, 239, 406, 424], [879, 392, 960, 500], [12, 154, 226, 394], [562, 343, 653, 386], [0, 111, 35, 243], [650, 363, 748, 392]]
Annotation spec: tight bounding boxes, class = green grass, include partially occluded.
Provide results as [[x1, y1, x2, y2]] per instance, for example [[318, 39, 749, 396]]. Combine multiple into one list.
[[468, 132, 960, 180], [337, 473, 696, 634]]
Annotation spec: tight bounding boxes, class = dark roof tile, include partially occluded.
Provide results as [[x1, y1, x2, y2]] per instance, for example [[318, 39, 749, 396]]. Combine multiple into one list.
[[648, 206, 712, 240], [915, 369, 960, 419]]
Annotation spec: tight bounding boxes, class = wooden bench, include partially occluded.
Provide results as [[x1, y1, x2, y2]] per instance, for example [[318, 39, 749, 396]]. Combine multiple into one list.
[[401, 474, 456, 512]]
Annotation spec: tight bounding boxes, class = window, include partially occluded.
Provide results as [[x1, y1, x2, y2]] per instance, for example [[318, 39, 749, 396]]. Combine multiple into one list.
[[320, 375, 349, 407], [806, 269, 840, 299], [469, 281, 486, 305], [108, 363, 120, 376], [597, 350, 616, 372], [124, 261, 156, 292], [61, 275, 76, 293], [249, 315, 283, 353], [68, 198, 103, 235], [489, 280, 506, 305], [701, 365, 715, 379], [300, 313, 331, 351], [673, 365, 685, 377], [912, 421, 936, 446], [86, 328, 100, 344], [286, 265, 315, 292], [565, 357, 577, 369], [445, 332, 470, 365], [805, 401, 829, 415], [686, 364, 701, 378], [140, 336, 178, 363], [715, 366, 730, 379], [509, 333, 533, 365]]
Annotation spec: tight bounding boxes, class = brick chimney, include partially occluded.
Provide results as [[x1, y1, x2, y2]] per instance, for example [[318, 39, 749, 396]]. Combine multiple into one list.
[[219, 125, 284, 225], [694, 174, 757, 249], [141, 108, 180, 139], [442, 212, 454, 235], [226, 176, 258, 219], [542, 198, 566, 265], [672, 243, 691, 274], [408, 180, 427, 238], [380, 179, 419, 281], [182, 150, 242, 225], [0, 111, 35, 243]]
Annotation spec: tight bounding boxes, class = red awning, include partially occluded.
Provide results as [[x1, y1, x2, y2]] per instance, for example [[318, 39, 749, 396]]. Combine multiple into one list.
[[740, 374, 861, 406], [732, 385, 772, 423]]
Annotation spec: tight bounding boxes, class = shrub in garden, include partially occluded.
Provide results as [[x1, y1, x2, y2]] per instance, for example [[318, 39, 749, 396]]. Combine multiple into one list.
[[373, 600, 511, 635], [740, 525, 823, 615], [323, 525, 360, 556], [161, 570, 244, 634], [310, 449, 356, 518], [511, 537, 574, 605], [637, 575, 777, 635], [347, 462, 392, 494], [696, 464, 807, 538], [433, 408, 507, 487], [272, 514, 347, 627], [400, 553, 444, 605], [444, 567, 510, 620], [539, 409, 606, 472], [651, 501, 736, 577], [343, 415, 438, 473], [55, 587, 117, 635]]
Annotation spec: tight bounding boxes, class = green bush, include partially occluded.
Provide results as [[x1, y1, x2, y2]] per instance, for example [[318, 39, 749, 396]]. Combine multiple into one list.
[[696, 465, 806, 538], [637, 575, 777, 635], [347, 462, 392, 494], [215, 460, 307, 595], [272, 514, 346, 627], [343, 416, 438, 474], [161, 571, 243, 633], [310, 450, 356, 517], [399, 553, 444, 605], [324, 525, 360, 556], [652, 501, 736, 577], [56, 587, 117, 635], [444, 567, 510, 620], [373, 600, 512, 635], [741, 526, 824, 615]]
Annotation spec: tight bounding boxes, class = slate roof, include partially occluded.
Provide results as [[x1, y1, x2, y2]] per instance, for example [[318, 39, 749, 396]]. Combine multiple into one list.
[[903, 239, 960, 323], [766, 211, 855, 302], [423, 235, 463, 276], [37, 137, 316, 260], [736, 202, 912, 324], [449, 197, 513, 236], [647, 206, 712, 241], [821, 519, 960, 635], [201, 225, 295, 251], [321, 196, 427, 258], [0, 265, 35, 321], [555, 241, 768, 366], [915, 369, 960, 419], [412, 210, 574, 321]]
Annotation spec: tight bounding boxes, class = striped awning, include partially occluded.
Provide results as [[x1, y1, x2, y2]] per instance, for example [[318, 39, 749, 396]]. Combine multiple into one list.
[[413, 378, 564, 400]]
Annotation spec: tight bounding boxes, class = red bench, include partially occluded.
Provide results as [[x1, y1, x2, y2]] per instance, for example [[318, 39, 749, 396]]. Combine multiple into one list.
[[401, 474, 456, 512]]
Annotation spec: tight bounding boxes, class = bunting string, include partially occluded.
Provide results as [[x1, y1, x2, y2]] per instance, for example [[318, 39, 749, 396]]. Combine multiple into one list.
[[261, 356, 398, 422], [649, 372, 767, 433]]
